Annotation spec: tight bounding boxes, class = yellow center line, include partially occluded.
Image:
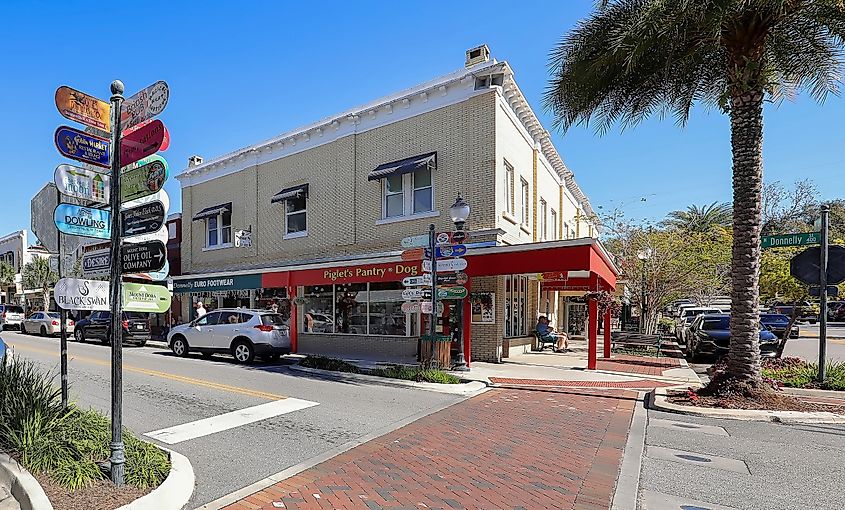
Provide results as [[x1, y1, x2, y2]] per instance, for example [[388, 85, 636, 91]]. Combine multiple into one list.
[[7, 341, 286, 401]]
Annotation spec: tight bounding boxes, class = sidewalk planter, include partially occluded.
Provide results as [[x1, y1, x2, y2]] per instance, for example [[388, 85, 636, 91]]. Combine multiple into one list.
[[0, 453, 53, 510], [116, 447, 194, 510], [420, 334, 452, 368]]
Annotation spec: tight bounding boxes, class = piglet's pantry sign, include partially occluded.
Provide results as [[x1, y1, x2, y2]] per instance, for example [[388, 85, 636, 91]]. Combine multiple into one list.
[[303, 262, 421, 284]]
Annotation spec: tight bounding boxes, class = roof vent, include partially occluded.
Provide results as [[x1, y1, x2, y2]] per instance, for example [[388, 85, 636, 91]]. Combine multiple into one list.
[[188, 155, 204, 167], [465, 44, 490, 68]]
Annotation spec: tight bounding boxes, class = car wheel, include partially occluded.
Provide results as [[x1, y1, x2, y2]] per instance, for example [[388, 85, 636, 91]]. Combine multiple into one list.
[[40, 326, 47, 337], [231, 340, 255, 364], [171, 336, 189, 357], [75, 329, 85, 343]]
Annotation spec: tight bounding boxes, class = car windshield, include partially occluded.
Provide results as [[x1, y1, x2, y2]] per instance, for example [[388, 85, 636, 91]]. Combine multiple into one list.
[[701, 317, 730, 330], [760, 314, 789, 323], [5, 306, 23, 313], [261, 314, 286, 326]]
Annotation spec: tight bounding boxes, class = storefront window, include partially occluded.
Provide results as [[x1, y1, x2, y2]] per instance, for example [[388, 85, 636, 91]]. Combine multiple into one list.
[[221, 289, 251, 310], [335, 283, 367, 334], [369, 282, 406, 335], [505, 275, 528, 337], [301, 283, 416, 336], [302, 286, 333, 333]]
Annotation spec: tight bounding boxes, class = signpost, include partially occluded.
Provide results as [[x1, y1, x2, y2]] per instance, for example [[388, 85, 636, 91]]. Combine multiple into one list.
[[54, 204, 110, 239], [400, 248, 425, 261], [401, 301, 443, 314], [428, 244, 466, 259], [402, 288, 432, 300], [54, 164, 109, 204], [435, 231, 467, 245], [122, 283, 171, 313], [437, 271, 468, 285], [54, 125, 111, 168], [55, 86, 111, 131], [120, 119, 165, 167], [120, 201, 165, 237], [120, 157, 167, 202], [423, 258, 468, 273], [762, 232, 820, 249], [54, 278, 110, 311]]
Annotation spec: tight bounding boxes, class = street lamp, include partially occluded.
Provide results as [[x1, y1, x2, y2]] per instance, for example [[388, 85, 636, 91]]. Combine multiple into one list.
[[636, 248, 653, 333], [451, 193, 470, 372]]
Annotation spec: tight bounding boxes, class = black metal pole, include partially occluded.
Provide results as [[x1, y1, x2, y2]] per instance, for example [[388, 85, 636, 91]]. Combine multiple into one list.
[[107, 80, 125, 486], [452, 226, 468, 372], [428, 224, 438, 366], [56, 186, 68, 409], [640, 259, 646, 334], [819, 204, 829, 383]]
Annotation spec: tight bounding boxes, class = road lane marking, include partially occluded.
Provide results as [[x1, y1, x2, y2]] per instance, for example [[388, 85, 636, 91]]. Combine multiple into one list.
[[144, 398, 319, 444], [4, 341, 287, 401]]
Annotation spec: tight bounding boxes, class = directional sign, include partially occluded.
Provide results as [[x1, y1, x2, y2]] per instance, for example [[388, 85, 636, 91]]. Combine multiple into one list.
[[427, 244, 467, 259], [121, 80, 170, 130], [401, 234, 429, 249], [54, 164, 110, 204], [436, 286, 468, 300], [120, 119, 165, 168], [54, 278, 110, 311], [791, 246, 845, 285], [422, 258, 468, 273], [55, 126, 110, 168], [402, 274, 432, 287], [82, 249, 111, 277], [124, 225, 168, 245], [402, 288, 432, 300], [54, 204, 110, 239], [55, 86, 111, 131], [122, 282, 171, 313], [437, 271, 469, 285], [121, 156, 168, 202], [121, 241, 166, 274], [124, 120, 170, 152], [401, 301, 444, 315], [122, 188, 170, 213], [435, 231, 467, 246], [763, 232, 820, 249], [130, 260, 170, 282], [121, 201, 165, 237], [401, 248, 425, 261]]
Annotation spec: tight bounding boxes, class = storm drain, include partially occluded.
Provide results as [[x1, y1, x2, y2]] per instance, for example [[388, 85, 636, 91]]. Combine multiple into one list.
[[641, 490, 740, 510], [646, 446, 749, 474], [649, 418, 729, 436]]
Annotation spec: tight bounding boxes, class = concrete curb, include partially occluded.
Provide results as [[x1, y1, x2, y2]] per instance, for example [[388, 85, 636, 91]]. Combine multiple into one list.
[[145, 340, 169, 350], [610, 391, 647, 510], [117, 448, 195, 510], [0, 454, 53, 510], [647, 387, 845, 424], [288, 365, 489, 395], [781, 386, 845, 399]]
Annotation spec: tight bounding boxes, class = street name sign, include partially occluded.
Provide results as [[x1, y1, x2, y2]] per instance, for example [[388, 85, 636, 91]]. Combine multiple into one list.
[[121, 156, 167, 202], [402, 288, 431, 300], [82, 249, 111, 277], [437, 271, 468, 285], [120, 119, 165, 168], [54, 204, 110, 239], [422, 258, 468, 273], [436, 231, 467, 246], [55, 86, 111, 131], [762, 232, 820, 249], [427, 244, 467, 259], [55, 126, 110, 168], [121, 241, 166, 274], [436, 286, 468, 300], [402, 274, 432, 287], [121, 201, 165, 237], [54, 164, 109, 204], [400, 248, 425, 261], [401, 234, 429, 248], [790, 245, 845, 285], [123, 282, 171, 313], [54, 278, 110, 311], [121, 80, 170, 130]]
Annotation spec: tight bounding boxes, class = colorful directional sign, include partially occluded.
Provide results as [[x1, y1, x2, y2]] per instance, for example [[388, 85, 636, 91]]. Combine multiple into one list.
[[122, 282, 171, 313], [121, 80, 170, 130], [55, 126, 110, 168], [402, 288, 431, 300], [437, 271, 468, 285], [120, 119, 165, 167], [123, 120, 170, 152], [427, 244, 467, 259], [402, 274, 432, 287], [436, 286, 468, 300], [54, 278, 110, 311], [121, 241, 166, 274], [401, 234, 430, 249], [121, 201, 165, 237], [54, 164, 109, 204], [422, 258, 468, 273], [55, 86, 111, 131], [400, 248, 425, 261], [121, 156, 168, 202], [435, 231, 467, 246], [54, 204, 110, 239], [122, 188, 170, 213]]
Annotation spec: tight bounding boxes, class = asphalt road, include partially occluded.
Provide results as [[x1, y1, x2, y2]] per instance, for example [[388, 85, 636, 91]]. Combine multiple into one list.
[[1, 331, 464, 508]]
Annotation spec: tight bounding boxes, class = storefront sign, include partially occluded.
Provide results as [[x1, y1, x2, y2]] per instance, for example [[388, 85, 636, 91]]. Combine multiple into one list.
[[304, 262, 421, 285], [400, 248, 424, 261], [402, 288, 431, 300], [54, 278, 110, 311], [121, 201, 165, 237], [55, 126, 110, 168], [120, 119, 165, 168], [54, 164, 110, 204], [82, 249, 111, 277], [401, 234, 429, 248], [173, 273, 262, 293], [121, 157, 167, 202], [436, 286, 468, 300], [54, 204, 111, 239], [402, 274, 432, 287], [123, 282, 171, 313], [436, 231, 467, 245], [437, 271, 468, 285], [55, 86, 111, 131], [235, 229, 252, 248], [422, 258, 467, 273], [121, 80, 170, 130]]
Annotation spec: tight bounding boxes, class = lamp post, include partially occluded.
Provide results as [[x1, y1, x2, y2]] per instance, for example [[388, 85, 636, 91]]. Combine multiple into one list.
[[449, 193, 470, 372], [636, 248, 653, 334]]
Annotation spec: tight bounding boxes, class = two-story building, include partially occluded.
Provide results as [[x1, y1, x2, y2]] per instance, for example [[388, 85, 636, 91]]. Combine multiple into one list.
[[173, 46, 618, 365]]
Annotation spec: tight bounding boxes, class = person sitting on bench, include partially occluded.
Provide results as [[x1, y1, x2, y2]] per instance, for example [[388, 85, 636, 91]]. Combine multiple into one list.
[[536, 316, 569, 353]]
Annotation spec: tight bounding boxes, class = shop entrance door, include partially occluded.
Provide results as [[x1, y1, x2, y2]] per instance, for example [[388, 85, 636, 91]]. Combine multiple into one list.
[[566, 302, 588, 339]]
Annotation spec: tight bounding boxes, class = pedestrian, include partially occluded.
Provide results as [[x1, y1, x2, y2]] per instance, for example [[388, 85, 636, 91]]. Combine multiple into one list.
[[536, 315, 569, 353], [195, 301, 207, 319]]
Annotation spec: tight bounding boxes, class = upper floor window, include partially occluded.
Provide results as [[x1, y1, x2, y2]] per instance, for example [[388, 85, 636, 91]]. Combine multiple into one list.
[[207, 211, 231, 248], [521, 178, 530, 227], [550, 209, 558, 240], [564, 222, 570, 239], [167, 222, 176, 239], [540, 199, 548, 240], [504, 161, 515, 216], [271, 184, 310, 238], [369, 152, 436, 221]]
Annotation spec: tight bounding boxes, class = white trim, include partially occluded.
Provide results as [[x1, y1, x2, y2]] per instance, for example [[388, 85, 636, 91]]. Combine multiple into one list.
[[501, 212, 517, 225], [375, 210, 440, 226], [283, 231, 308, 240], [202, 243, 233, 252]]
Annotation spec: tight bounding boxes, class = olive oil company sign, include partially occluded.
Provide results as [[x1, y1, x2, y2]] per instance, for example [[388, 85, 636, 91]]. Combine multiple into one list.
[[54, 278, 110, 311], [123, 283, 171, 313], [54, 203, 110, 239]]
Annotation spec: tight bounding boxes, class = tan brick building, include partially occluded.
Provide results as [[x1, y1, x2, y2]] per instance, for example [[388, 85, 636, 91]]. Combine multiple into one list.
[[173, 46, 616, 364]]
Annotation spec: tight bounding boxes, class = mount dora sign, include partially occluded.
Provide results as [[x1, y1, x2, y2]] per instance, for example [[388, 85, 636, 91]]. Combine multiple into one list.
[[54, 278, 110, 311]]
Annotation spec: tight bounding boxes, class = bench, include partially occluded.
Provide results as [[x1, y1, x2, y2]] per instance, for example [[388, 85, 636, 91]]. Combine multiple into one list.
[[610, 331, 664, 356], [533, 331, 557, 351]]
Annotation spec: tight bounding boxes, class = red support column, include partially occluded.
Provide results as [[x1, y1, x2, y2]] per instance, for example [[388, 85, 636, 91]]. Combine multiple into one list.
[[603, 309, 612, 359], [462, 277, 472, 367], [587, 299, 598, 370], [288, 286, 298, 354]]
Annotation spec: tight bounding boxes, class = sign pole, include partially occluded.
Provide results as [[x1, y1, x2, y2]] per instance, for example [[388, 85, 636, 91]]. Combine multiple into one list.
[[56, 187, 68, 409], [818, 205, 830, 383], [428, 223, 438, 366], [107, 80, 126, 486]]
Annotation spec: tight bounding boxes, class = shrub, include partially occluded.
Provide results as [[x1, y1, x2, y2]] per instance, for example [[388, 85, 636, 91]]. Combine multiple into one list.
[[372, 365, 461, 384], [299, 355, 360, 373], [762, 358, 845, 391]]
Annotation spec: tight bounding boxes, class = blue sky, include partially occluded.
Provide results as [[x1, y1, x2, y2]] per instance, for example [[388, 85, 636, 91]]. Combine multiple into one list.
[[4, 0, 844, 242]]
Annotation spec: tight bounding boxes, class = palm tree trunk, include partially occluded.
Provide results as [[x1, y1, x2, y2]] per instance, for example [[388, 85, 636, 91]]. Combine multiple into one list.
[[727, 90, 764, 383]]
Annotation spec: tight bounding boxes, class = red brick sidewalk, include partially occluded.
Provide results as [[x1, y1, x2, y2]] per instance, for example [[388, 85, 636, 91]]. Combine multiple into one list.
[[489, 377, 678, 389], [595, 355, 682, 377], [223, 388, 637, 510]]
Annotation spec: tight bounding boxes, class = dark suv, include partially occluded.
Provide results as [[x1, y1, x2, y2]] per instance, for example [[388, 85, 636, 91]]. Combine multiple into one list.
[[74, 311, 151, 346]]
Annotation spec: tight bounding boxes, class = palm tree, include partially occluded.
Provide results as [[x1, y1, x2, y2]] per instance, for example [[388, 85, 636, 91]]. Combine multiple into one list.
[[22, 257, 58, 311], [664, 202, 733, 232], [545, 1, 845, 390]]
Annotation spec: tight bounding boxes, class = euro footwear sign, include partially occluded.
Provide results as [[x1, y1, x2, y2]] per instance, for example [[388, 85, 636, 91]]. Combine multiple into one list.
[[54, 278, 110, 311]]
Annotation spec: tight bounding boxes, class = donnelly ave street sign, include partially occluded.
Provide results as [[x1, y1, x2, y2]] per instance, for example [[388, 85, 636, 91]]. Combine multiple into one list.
[[762, 232, 820, 249]]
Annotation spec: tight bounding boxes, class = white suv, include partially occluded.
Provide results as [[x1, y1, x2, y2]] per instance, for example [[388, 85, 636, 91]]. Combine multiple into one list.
[[0, 305, 26, 330], [167, 309, 290, 363]]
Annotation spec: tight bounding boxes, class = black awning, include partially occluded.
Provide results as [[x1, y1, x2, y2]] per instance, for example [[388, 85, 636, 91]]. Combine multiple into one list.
[[270, 183, 309, 204], [192, 202, 232, 221], [367, 151, 437, 181]]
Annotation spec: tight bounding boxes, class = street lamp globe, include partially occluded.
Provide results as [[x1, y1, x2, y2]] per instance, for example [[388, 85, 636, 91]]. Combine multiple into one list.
[[449, 193, 471, 231]]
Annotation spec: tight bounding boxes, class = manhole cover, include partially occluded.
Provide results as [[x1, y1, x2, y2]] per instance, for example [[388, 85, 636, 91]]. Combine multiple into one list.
[[676, 454, 712, 463], [673, 423, 700, 429]]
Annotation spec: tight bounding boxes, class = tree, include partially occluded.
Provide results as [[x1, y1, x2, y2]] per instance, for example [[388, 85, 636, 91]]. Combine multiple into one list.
[[545, 0, 845, 390], [762, 179, 818, 235], [22, 257, 58, 311], [664, 202, 733, 232], [0, 261, 15, 290]]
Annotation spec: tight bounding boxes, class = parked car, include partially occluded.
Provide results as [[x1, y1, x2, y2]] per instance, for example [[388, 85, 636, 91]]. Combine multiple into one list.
[[759, 313, 799, 339], [827, 301, 845, 322], [685, 314, 779, 360], [675, 307, 724, 341], [21, 312, 75, 336], [167, 309, 291, 363], [74, 311, 150, 346], [0, 305, 26, 330], [769, 301, 819, 323]]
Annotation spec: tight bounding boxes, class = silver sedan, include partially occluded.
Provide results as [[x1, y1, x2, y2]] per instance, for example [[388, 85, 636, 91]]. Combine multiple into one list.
[[21, 312, 75, 336]]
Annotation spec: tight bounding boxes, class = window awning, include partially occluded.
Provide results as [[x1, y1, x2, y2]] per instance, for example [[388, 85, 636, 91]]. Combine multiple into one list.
[[192, 202, 232, 221], [271, 183, 309, 204], [367, 151, 436, 181]]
